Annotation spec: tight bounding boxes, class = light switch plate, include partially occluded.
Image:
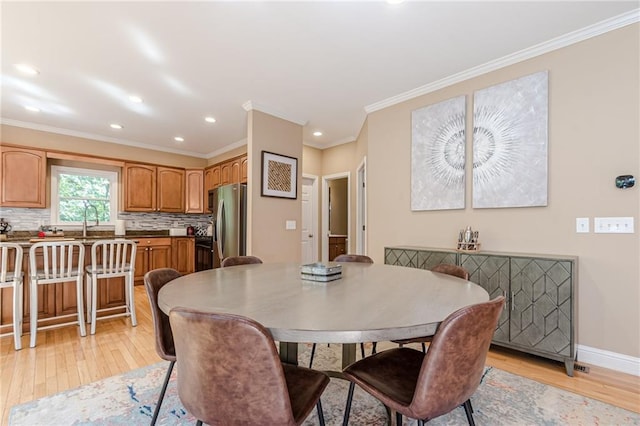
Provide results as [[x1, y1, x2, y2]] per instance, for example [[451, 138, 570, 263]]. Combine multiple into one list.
[[594, 217, 634, 233], [576, 218, 589, 233], [285, 220, 297, 230]]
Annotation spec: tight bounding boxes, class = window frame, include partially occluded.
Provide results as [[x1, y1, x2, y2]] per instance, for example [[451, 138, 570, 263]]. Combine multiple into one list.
[[50, 165, 118, 226]]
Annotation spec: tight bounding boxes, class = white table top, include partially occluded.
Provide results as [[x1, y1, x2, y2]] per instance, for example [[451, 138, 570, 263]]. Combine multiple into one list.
[[158, 262, 489, 344]]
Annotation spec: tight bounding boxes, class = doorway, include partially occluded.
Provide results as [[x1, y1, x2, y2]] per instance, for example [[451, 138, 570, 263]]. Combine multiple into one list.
[[301, 175, 318, 264], [322, 172, 350, 262]]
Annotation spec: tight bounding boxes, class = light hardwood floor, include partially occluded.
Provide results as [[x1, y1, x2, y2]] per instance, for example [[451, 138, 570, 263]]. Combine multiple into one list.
[[1, 285, 639, 424]]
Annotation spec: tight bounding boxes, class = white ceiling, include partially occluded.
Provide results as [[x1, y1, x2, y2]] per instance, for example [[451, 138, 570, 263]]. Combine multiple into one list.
[[1, 2, 638, 158]]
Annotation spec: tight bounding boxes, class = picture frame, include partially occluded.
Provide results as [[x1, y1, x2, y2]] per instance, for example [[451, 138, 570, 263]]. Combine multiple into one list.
[[261, 151, 298, 199]]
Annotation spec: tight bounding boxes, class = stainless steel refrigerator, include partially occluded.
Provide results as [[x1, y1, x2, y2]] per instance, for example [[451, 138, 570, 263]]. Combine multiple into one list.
[[209, 183, 247, 265]]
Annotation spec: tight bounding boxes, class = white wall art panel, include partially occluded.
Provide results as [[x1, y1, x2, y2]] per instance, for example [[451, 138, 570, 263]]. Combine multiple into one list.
[[411, 95, 466, 211], [472, 71, 548, 208]]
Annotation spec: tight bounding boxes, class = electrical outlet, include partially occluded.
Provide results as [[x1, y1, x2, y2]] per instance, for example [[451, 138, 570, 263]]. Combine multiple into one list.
[[576, 218, 589, 233], [594, 217, 634, 234]]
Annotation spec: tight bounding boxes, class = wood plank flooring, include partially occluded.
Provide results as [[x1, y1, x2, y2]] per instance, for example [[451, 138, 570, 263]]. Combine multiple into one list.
[[1, 285, 638, 424]]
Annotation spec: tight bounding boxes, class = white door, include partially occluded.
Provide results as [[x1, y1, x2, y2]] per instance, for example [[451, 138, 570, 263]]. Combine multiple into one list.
[[301, 177, 318, 263]]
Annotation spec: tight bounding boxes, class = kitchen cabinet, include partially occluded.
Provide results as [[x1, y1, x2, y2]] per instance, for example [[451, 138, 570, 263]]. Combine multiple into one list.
[[185, 169, 204, 214], [134, 238, 172, 285], [172, 237, 195, 275], [0, 146, 47, 208], [329, 236, 347, 261], [240, 155, 248, 183], [123, 163, 185, 212], [385, 246, 577, 376]]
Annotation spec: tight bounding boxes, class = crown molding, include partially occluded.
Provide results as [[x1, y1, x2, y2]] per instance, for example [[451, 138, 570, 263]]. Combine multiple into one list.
[[1, 118, 210, 158], [242, 100, 308, 126], [365, 9, 640, 114]]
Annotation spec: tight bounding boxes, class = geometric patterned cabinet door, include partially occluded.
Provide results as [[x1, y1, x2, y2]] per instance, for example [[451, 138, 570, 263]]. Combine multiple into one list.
[[510, 257, 575, 374], [385, 246, 457, 270], [460, 253, 510, 345], [386, 247, 578, 376]]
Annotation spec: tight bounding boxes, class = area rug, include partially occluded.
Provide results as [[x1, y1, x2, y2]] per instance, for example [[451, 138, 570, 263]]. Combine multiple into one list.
[[9, 343, 640, 425]]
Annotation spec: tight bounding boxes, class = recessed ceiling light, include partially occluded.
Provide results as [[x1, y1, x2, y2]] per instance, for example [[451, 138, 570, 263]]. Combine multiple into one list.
[[174, 136, 184, 142], [313, 131, 323, 137], [205, 116, 216, 123], [110, 123, 123, 129], [24, 105, 40, 112], [15, 64, 39, 75], [129, 95, 143, 103]]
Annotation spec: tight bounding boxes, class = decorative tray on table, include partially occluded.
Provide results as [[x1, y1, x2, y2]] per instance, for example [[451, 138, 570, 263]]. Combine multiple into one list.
[[300, 262, 343, 282]]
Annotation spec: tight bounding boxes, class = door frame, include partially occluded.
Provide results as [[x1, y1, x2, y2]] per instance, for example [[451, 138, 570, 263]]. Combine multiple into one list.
[[322, 171, 351, 262], [356, 157, 367, 255], [301, 174, 319, 263]]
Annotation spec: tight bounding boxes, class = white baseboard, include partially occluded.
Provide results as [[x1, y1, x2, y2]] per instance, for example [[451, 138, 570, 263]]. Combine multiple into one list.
[[577, 344, 640, 376]]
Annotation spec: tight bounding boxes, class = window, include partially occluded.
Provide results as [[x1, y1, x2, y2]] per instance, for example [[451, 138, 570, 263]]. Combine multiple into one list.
[[51, 166, 118, 226]]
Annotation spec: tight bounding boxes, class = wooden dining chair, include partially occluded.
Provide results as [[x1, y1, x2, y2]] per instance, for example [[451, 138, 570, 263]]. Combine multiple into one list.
[[310, 253, 374, 368], [393, 263, 471, 352], [221, 255, 263, 267], [29, 240, 86, 347], [0, 242, 24, 350], [343, 296, 505, 426], [169, 308, 330, 425], [143, 268, 182, 426]]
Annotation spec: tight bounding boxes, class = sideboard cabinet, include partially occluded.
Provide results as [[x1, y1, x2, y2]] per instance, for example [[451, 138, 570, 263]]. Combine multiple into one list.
[[385, 246, 578, 376]]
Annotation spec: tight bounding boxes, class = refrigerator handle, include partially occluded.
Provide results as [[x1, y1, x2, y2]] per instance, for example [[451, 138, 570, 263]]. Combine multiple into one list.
[[216, 198, 224, 261]]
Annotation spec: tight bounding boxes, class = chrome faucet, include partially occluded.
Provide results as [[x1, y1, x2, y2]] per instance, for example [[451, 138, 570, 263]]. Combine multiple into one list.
[[83, 204, 99, 238]]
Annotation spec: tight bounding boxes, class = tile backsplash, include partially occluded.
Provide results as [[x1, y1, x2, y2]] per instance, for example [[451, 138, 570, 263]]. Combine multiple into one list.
[[0, 208, 211, 233]]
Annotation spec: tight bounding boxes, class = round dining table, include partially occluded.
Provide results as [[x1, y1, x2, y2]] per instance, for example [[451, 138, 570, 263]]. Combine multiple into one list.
[[158, 262, 489, 368]]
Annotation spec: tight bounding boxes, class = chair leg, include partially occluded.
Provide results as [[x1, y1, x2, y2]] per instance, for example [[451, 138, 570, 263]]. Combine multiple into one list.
[[309, 343, 317, 368], [150, 360, 175, 426], [76, 275, 86, 337], [316, 399, 325, 426], [12, 278, 22, 350], [342, 382, 356, 426], [85, 273, 92, 323], [463, 399, 475, 426], [128, 273, 137, 326], [29, 279, 38, 348], [90, 273, 98, 335]]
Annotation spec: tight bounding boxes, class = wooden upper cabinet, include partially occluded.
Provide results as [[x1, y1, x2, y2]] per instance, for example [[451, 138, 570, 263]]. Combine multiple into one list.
[[185, 169, 204, 214], [124, 163, 184, 212], [0, 146, 47, 208], [240, 155, 248, 183], [123, 163, 156, 211], [204, 165, 221, 192], [157, 167, 185, 212]]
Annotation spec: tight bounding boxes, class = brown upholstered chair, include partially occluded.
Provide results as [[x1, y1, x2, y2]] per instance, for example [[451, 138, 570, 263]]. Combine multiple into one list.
[[143, 268, 182, 426], [310, 253, 374, 368], [169, 307, 330, 426], [392, 263, 471, 352], [343, 296, 505, 426], [221, 255, 263, 267], [333, 254, 373, 263]]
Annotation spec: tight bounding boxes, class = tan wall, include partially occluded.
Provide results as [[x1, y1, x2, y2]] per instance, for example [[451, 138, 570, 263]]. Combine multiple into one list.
[[1, 125, 207, 168], [366, 25, 640, 358], [247, 110, 303, 262]]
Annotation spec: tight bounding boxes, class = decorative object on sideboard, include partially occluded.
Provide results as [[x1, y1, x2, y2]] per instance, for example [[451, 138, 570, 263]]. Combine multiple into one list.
[[615, 174, 635, 189], [457, 226, 480, 251], [0, 218, 11, 241]]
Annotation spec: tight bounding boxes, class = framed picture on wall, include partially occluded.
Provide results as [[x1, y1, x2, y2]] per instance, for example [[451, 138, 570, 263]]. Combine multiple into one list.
[[261, 151, 298, 199]]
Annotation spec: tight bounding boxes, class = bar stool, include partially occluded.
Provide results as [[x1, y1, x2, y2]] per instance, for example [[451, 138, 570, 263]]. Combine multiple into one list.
[[0, 242, 24, 350], [85, 239, 137, 335], [29, 240, 86, 347]]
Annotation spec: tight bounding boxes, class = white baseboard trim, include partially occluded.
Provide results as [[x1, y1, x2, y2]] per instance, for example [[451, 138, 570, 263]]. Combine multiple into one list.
[[577, 344, 640, 376]]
